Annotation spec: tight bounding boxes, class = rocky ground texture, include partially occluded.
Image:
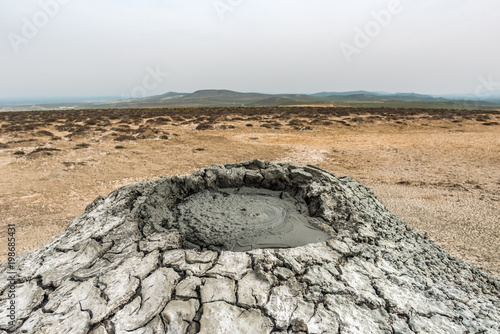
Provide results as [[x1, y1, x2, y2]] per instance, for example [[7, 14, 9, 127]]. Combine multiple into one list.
[[0, 160, 499, 333]]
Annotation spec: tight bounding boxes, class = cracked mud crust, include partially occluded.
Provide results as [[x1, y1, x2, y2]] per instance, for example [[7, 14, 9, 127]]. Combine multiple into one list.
[[0, 160, 499, 334]]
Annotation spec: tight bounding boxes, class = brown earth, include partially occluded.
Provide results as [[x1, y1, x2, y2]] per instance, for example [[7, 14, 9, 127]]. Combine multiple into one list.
[[0, 107, 499, 275]]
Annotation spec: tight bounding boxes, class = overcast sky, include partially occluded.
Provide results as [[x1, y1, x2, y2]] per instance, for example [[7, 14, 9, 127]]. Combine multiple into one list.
[[1, 0, 499, 99]]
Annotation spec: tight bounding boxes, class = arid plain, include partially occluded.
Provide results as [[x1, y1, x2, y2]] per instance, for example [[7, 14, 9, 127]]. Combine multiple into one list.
[[0, 107, 499, 275]]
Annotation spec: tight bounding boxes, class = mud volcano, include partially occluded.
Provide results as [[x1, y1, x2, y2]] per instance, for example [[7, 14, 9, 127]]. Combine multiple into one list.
[[0, 160, 499, 334]]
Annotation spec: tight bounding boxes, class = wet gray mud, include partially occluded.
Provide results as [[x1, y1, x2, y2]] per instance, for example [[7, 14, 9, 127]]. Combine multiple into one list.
[[171, 187, 331, 251], [0, 160, 499, 334]]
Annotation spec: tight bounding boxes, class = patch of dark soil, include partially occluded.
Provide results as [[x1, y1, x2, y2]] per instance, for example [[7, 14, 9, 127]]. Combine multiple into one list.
[[34, 130, 54, 137], [195, 123, 214, 131], [28, 147, 61, 156], [114, 135, 137, 142], [73, 143, 91, 149]]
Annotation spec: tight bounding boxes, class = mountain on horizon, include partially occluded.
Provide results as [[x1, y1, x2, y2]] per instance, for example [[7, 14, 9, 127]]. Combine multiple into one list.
[[2, 89, 500, 111], [311, 90, 390, 97]]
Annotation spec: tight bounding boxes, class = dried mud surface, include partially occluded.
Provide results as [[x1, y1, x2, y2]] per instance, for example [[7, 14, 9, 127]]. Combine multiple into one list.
[[0, 160, 498, 333], [0, 107, 499, 275]]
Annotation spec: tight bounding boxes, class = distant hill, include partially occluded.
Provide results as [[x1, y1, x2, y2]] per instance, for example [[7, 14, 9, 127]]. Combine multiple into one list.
[[248, 97, 300, 106], [188, 89, 268, 100], [2, 89, 500, 111], [312, 91, 449, 102], [311, 90, 389, 97]]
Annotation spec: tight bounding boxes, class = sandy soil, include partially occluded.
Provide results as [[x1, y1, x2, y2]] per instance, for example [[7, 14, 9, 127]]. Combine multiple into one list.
[[0, 107, 499, 275]]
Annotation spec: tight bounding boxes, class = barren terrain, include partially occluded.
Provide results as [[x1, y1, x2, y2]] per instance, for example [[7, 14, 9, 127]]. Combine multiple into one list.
[[1, 107, 499, 275]]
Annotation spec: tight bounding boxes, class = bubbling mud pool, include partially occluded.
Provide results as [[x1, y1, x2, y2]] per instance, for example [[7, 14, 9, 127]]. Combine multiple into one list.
[[168, 187, 331, 251]]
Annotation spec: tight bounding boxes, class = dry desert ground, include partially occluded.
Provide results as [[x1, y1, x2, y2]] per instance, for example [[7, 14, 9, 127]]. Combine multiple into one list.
[[0, 107, 499, 275]]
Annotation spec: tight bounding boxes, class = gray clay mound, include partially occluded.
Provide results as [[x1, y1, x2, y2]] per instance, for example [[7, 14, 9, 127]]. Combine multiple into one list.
[[0, 160, 499, 334]]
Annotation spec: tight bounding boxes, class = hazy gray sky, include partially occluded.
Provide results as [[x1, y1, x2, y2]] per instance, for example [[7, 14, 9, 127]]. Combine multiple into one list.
[[1, 0, 499, 98]]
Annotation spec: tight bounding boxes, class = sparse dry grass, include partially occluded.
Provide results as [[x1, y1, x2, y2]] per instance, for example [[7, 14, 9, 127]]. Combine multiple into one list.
[[0, 107, 499, 275]]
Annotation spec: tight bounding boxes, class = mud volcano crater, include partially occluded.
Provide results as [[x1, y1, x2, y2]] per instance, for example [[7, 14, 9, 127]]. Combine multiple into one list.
[[169, 188, 330, 251], [138, 161, 336, 251]]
